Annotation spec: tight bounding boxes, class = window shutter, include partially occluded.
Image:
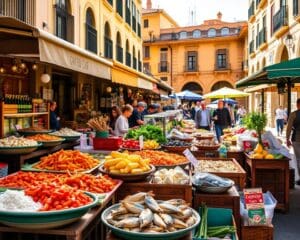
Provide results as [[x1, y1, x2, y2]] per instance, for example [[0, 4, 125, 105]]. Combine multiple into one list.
[[67, 14, 74, 43], [226, 49, 229, 68]]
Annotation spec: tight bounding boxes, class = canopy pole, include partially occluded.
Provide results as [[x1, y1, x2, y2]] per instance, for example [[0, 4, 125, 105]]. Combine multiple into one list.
[[287, 80, 291, 117], [261, 89, 265, 113]]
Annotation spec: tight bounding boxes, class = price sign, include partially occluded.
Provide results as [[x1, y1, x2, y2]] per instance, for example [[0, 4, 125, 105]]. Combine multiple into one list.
[[183, 149, 198, 167], [139, 135, 144, 150]]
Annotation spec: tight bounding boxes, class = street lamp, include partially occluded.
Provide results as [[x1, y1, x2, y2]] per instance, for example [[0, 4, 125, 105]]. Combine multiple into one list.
[[285, 34, 294, 53]]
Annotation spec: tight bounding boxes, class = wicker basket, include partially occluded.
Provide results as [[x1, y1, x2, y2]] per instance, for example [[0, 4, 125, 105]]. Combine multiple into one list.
[[241, 225, 273, 240], [195, 144, 220, 151]]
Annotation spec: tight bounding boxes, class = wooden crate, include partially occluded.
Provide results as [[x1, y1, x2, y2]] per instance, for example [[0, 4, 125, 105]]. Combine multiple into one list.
[[241, 225, 273, 240], [193, 186, 241, 237], [115, 174, 193, 204], [194, 158, 246, 190]]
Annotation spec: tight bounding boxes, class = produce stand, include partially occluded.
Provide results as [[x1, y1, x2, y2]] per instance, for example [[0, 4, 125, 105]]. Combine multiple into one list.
[[194, 158, 246, 190], [106, 231, 192, 239], [0, 193, 114, 240], [193, 186, 241, 237], [115, 173, 193, 203], [241, 224, 274, 240], [0, 141, 79, 173], [245, 154, 290, 212]]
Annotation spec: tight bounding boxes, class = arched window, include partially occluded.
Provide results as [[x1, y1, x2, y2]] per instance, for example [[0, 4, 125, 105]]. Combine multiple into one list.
[[132, 46, 137, 69], [138, 50, 141, 71], [211, 81, 233, 91], [182, 82, 203, 95], [85, 8, 97, 53], [55, 0, 74, 42], [193, 30, 201, 38], [208, 28, 216, 37], [126, 40, 131, 67], [221, 27, 229, 36], [179, 31, 187, 39], [116, 32, 123, 63], [104, 22, 113, 59]]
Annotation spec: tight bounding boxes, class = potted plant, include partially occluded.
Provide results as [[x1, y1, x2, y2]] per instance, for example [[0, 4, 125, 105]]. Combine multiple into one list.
[[244, 112, 267, 144]]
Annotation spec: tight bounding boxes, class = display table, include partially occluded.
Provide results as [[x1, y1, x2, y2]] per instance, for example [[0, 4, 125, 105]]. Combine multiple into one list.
[[193, 186, 241, 237], [0, 192, 114, 240], [0, 141, 79, 173], [246, 154, 290, 212], [241, 224, 274, 240], [106, 231, 192, 239]]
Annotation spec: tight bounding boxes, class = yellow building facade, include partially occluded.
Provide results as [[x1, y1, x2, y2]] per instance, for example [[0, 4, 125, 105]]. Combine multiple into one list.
[[246, 0, 300, 126], [142, 5, 248, 96]]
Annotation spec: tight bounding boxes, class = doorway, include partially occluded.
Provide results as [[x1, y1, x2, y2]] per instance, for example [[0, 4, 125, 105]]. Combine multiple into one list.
[[52, 73, 74, 121]]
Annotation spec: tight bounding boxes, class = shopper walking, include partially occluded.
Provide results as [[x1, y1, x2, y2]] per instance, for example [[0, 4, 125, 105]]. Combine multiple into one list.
[[213, 100, 232, 142], [114, 104, 133, 137], [275, 106, 287, 136], [195, 101, 211, 131], [286, 98, 300, 185]]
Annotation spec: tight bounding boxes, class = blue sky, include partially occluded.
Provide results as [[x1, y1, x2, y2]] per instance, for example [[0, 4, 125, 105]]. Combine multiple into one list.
[[142, 0, 248, 26]]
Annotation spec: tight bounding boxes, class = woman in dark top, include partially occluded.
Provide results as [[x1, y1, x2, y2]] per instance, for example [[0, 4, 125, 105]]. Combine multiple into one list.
[[109, 106, 121, 132], [50, 101, 60, 130]]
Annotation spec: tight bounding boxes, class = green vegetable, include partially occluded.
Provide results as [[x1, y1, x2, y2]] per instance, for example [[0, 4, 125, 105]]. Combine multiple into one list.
[[126, 125, 166, 144], [244, 112, 267, 144], [195, 203, 208, 238], [207, 225, 236, 238]]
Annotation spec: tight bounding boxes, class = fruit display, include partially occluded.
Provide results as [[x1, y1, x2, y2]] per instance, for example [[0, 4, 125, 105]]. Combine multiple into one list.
[[134, 150, 189, 166], [35, 150, 100, 172], [103, 151, 151, 174], [248, 143, 282, 159], [122, 139, 140, 150], [87, 116, 109, 131], [0, 171, 119, 194], [25, 184, 93, 211], [222, 134, 237, 142], [153, 167, 189, 184], [143, 140, 160, 150], [103, 192, 199, 233], [126, 125, 166, 144], [195, 160, 239, 173], [0, 136, 38, 147], [26, 134, 64, 141], [51, 128, 81, 137]]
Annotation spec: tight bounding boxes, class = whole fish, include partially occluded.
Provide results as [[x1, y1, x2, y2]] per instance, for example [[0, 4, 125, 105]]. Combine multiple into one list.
[[186, 216, 196, 226], [153, 213, 167, 229], [171, 208, 193, 220], [123, 191, 154, 203], [115, 217, 140, 228], [114, 213, 139, 221], [145, 195, 163, 213], [106, 213, 117, 225], [139, 209, 153, 228], [167, 226, 177, 232], [159, 213, 174, 226], [159, 202, 182, 215], [172, 218, 188, 229], [122, 201, 145, 214], [111, 206, 128, 217], [165, 199, 187, 206]]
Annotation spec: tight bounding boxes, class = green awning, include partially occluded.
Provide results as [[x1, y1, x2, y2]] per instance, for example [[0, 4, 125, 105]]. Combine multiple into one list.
[[236, 57, 300, 88]]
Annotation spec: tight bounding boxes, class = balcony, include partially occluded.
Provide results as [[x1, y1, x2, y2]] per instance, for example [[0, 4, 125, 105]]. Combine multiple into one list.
[[126, 52, 131, 67], [158, 62, 169, 73], [273, 5, 289, 38], [294, 0, 300, 22], [248, 1, 255, 23], [0, 0, 35, 25], [256, 0, 267, 10], [116, 45, 123, 63], [258, 28, 268, 51], [214, 63, 231, 72]]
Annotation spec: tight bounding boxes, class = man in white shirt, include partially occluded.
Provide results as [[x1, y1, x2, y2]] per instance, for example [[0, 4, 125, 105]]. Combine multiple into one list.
[[275, 105, 287, 136], [195, 101, 211, 131]]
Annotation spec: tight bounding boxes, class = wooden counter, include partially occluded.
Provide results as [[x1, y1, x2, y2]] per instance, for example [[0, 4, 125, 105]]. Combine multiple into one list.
[[246, 154, 290, 212], [0, 141, 79, 173], [0, 187, 114, 240]]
